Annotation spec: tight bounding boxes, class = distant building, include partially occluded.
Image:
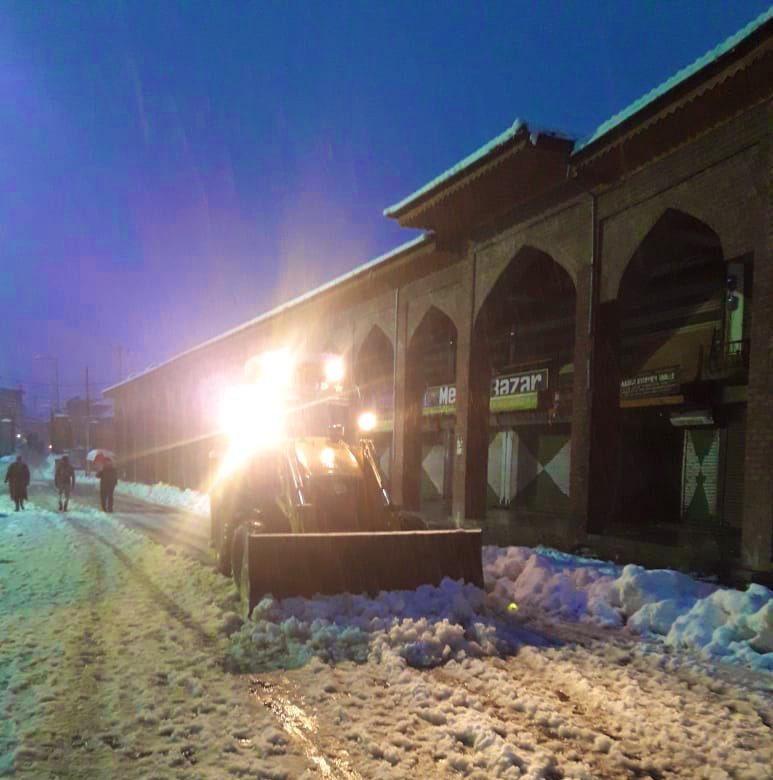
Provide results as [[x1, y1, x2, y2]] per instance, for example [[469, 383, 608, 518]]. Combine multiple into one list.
[[0, 387, 24, 456], [63, 396, 115, 452]]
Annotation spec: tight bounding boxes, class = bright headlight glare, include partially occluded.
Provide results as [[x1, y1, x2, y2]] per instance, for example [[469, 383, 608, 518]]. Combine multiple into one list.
[[217, 382, 285, 477], [320, 447, 336, 469], [324, 356, 345, 383], [357, 411, 377, 432]]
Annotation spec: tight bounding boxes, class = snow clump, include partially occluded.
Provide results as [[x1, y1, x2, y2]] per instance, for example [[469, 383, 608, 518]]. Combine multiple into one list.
[[484, 547, 773, 672], [228, 577, 538, 672]]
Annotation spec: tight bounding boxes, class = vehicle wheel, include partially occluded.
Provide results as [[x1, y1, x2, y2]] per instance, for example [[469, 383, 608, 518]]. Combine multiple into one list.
[[399, 513, 426, 531], [240, 561, 254, 621], [217, 522, 234, 577], [231, 524, 248, 592]]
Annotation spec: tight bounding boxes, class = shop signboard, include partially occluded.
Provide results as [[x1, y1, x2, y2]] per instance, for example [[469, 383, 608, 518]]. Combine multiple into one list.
[[489, 368, 548, 412], [423, 368, 549, 415], [423, 384, 457, 415], [620, 366, 680, 400]]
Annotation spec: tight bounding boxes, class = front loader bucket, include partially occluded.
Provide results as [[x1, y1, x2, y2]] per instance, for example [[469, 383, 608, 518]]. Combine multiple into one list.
[[241, 530, 483, 618]]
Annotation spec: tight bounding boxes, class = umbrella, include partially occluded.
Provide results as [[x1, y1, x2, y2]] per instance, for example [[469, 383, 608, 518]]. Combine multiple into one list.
[[87, 449, 115, 471]]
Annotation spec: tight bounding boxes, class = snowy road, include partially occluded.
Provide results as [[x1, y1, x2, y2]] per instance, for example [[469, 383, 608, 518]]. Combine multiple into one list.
[[1, 485, 771, 779], [243, 617, 772, 780], [0, 492, 318, 779], [30, 478, 212, 562]]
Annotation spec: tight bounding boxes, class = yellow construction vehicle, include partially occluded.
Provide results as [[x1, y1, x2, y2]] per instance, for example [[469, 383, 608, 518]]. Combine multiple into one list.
[[210, 350, 482, 617]]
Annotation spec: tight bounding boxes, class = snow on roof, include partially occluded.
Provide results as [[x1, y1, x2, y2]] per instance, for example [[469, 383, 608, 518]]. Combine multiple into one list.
[[383, 119, 526, 218], [103, 233, 430, 393], [574, 6, 773, 154]]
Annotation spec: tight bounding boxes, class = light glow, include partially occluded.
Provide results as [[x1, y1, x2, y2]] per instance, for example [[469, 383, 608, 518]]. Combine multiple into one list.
[[357, 411, 377, 432], [320, 447, 336, 470], [324, 356, 345, 384], [245, 349, 295, 389], [217, 380, 285, 478]]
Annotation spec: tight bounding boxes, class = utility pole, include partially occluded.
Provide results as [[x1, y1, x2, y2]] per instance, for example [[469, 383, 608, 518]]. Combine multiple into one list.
[[33, 354, 60, 413], [85, 366, 91, 451], [53, 359, 60, 413]]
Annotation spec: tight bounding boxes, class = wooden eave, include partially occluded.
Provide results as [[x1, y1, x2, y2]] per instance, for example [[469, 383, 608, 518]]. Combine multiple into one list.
[[393, 136, 574, 236], [571, 30, 773, 185]]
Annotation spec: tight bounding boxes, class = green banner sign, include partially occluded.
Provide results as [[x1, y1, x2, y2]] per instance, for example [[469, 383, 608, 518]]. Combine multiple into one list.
[[423, 368, 549, 415]]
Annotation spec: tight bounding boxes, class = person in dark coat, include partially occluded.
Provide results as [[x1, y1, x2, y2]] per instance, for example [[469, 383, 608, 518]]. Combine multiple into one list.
[[97, 458, 118, 513], [4, 455, 30, 511], [54, 455, 75, 511]]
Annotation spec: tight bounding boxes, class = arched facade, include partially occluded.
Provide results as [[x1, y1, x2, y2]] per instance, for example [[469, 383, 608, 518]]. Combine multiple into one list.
[[354, 325, 395, 475], [401, 305, 458, 512], [589, 209, 750, 554], [105, 29, 772, 572], [460, 247, 578, 536]]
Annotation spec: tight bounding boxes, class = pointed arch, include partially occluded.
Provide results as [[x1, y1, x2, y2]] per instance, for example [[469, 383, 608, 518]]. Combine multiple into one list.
[[407, 296, 458, 345], [617, 208, 723, 300], [476, 240, 578, 322], [608, 207, 728, 530]]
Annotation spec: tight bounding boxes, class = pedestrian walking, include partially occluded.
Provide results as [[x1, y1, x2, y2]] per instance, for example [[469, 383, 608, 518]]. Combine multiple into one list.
[[97, 458, 118, 513], [54, 455, 75, 511], [4, 455, 30, 511]]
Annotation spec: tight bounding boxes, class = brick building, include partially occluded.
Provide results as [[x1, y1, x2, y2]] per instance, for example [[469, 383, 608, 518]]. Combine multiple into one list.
[[105, 12, 772, 575]]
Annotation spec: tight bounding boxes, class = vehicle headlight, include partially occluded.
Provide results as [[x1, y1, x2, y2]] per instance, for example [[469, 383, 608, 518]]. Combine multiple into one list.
[[357, 411, 377, 432], [324, 356, 345, 383]]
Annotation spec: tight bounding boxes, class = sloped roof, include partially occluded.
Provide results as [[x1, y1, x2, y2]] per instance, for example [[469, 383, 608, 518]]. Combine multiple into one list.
[[104, 233, 430, 393], [383, 120, 527, 217], [574, 6, 773, 154]]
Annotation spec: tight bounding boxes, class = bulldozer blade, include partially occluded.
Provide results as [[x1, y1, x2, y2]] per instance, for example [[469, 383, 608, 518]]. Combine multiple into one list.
[[241, 529, 483, 617]]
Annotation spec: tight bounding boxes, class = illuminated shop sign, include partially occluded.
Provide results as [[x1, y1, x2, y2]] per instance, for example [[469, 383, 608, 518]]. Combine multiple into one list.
[[423, 368, 549, 415], [620, 366, 680, 399], [423, 384, 456, 414]]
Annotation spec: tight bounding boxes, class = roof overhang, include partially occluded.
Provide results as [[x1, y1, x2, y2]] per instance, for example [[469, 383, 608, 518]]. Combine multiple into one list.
[[103, 233, 435, 395], [384, 122, 574, 234], [572, 10, 773, 183]]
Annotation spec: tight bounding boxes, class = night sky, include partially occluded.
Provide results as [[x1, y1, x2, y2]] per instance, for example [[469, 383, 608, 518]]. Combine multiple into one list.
[[1, 1, 768, 413]]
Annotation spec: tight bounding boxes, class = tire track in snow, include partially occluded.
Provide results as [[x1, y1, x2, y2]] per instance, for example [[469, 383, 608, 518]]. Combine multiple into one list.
[[430, 663, 636, 780], [14, 513, 112, 779], [22, 514, 332, 780], [431, 620, 773, 780], [31, 482, 213, 565], [250, 676, 363, 780]]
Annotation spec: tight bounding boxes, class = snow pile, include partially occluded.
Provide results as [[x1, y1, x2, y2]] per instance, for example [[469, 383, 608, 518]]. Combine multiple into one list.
[[110, 479, 210, 516], [485, 546, 623, 627], [230, 543, 771, 674], [484, 548, 773, 672], [28, 455, 211, 516], [664, 583, 773, 668], [229, 578, 541, 672]]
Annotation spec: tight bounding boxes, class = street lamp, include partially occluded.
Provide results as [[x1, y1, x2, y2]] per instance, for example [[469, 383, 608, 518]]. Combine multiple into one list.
[[33, 354, 60, 413]]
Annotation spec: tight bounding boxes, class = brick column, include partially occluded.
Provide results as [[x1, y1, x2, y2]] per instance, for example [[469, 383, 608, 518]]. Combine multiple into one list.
[[568, 263, 592, 543], [741, 234, 773, 570], [452, 254, 487, 524], [587, 300, 623, 534], [390, 292, 419, 509]]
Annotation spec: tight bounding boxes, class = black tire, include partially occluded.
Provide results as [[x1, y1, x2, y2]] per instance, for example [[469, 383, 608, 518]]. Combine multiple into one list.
[[217, 521, 234, 577], [399, 513, 426, 531], [231, 524, 248, 592], [240, 563, 254, 621]]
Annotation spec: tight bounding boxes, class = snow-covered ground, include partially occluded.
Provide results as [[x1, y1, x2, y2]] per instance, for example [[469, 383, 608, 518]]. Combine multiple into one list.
[[63, 466, 773, 671], [1, 470, 771, 778], [0, 493, 312, 779]]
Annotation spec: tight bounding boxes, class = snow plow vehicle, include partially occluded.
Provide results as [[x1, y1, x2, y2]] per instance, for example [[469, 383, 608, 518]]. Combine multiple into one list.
[[210, 350, 483, 617]]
